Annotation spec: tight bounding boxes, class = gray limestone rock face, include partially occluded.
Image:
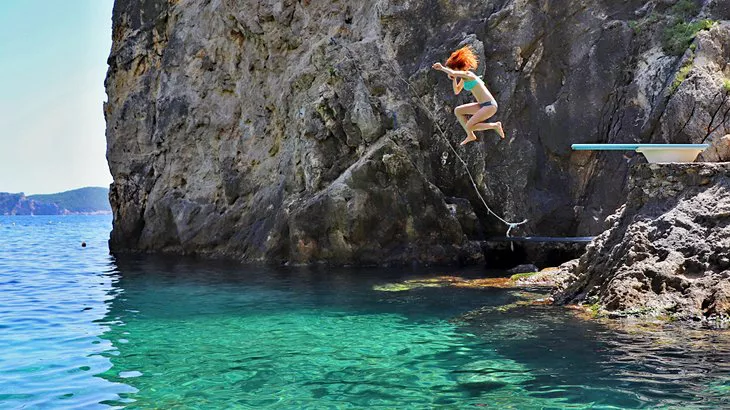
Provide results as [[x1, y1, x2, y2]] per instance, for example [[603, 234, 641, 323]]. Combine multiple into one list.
[[286, 137, 479, 265], [555, 163, 730, 324], [655, 23, 730, 147], [106, 0, 730, 265], [699, 134, 730, 162]]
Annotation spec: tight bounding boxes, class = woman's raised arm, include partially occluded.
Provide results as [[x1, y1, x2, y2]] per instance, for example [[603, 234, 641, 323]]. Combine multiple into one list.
[[432, 63, 474, 79], [450, 75, 463, 95]]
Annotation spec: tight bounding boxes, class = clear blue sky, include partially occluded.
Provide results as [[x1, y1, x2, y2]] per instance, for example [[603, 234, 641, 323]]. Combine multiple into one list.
[[0, 0, 114, 195]]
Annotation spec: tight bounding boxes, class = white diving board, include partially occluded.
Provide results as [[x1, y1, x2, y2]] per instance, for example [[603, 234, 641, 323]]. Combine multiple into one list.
[[571, 144, 710, 163]]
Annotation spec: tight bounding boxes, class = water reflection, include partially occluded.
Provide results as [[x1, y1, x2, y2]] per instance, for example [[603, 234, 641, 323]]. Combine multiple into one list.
[[461, 304, 730, 408]]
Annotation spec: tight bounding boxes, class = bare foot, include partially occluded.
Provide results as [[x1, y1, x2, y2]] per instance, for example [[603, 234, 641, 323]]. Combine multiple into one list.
[[496, 122, 505, 139], [460, 133, 478, 146]]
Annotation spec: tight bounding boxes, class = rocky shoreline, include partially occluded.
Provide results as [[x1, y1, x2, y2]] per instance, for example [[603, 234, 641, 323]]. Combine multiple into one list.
[[553, 162, 730, 327], [373, 162, 730, 328]]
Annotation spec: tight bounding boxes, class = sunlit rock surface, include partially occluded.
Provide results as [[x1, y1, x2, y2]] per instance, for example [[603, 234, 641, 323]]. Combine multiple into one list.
[[555, 163, 730, 325]]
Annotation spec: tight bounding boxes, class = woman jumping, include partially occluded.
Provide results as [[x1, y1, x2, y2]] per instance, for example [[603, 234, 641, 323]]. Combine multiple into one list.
[[432, 46, 505, 145]]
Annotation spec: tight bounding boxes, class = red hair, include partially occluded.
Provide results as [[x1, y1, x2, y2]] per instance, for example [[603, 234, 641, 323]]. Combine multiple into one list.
[[445, 46, 478, 71]]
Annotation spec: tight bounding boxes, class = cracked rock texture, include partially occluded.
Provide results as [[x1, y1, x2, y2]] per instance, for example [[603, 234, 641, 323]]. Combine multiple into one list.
[[555, 163, 730, 323], [106, 0, 729, 264]]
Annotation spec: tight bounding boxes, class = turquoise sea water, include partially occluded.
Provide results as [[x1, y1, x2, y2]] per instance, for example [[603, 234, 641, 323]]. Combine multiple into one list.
[[1, 215, 729, 409]]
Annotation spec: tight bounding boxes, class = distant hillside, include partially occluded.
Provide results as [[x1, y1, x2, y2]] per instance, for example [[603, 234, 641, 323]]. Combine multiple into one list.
[[0, 193, 61, 215], [0, 187, 111, 215], [29, 187, 111, 213]]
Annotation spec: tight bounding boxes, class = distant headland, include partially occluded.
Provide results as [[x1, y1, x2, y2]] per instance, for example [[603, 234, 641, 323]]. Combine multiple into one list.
[[0, 187, 111, 215]]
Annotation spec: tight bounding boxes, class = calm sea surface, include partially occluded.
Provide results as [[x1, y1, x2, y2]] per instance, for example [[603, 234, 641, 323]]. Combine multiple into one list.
[[1, 215, 729, 409]]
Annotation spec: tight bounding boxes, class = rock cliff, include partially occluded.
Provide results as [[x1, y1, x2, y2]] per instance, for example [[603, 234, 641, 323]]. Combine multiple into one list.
[[106, 0, 730, 264], [555, 163, 730, 325]]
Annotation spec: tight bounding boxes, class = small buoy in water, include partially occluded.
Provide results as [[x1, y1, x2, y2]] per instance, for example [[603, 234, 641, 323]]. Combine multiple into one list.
[[81, 242, 87, 248]]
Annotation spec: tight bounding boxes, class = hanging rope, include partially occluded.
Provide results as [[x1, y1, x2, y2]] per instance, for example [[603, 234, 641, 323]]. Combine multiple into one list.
[[329, 37, 527, 238], [394, 69, 528, 238]]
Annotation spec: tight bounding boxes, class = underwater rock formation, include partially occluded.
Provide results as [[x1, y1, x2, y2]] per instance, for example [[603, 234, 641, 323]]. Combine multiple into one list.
[[555, 163, 730, 324], [106, 0, 730, 264]]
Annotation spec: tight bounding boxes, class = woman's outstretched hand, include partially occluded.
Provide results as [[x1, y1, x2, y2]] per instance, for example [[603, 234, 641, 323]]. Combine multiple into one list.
[[432, 62, 443, 71]]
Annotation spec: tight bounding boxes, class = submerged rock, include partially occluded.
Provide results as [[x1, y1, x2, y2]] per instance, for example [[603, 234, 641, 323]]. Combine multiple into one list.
[[456, 359, 535, 386], [373, 270, 563, 292], [555, 163, 730, 325], [373, 276, 514, 292]]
